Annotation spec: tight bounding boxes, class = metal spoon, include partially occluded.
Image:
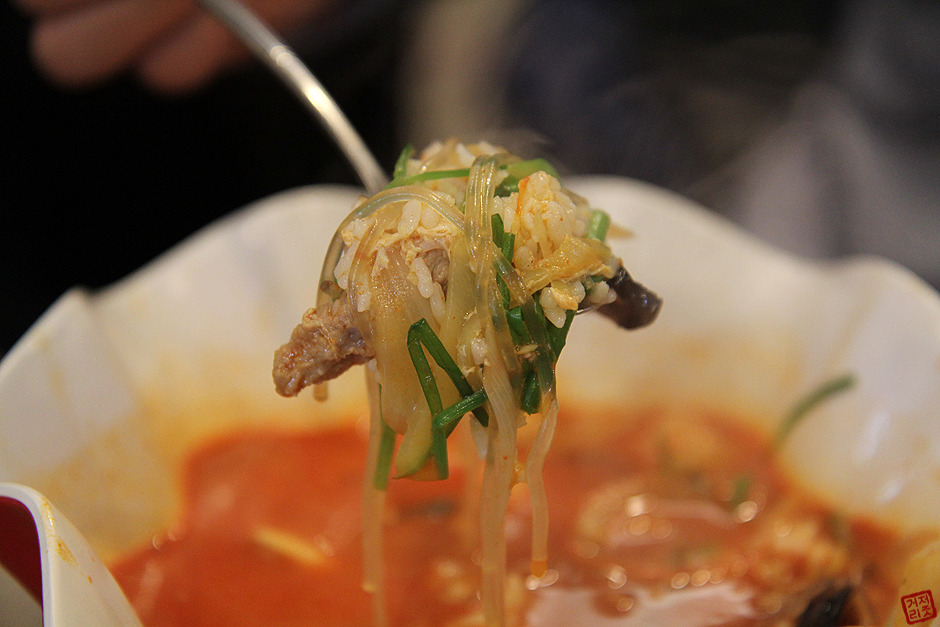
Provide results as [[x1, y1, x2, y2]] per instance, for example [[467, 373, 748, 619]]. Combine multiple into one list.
[[195, 0, 388, 195]]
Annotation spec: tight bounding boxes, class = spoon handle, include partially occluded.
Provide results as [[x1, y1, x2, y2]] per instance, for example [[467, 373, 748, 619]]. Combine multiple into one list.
[[196, 0, 389, 194]]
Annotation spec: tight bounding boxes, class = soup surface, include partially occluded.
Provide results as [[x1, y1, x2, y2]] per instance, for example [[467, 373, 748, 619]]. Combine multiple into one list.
[[109, 407, 913, 626]]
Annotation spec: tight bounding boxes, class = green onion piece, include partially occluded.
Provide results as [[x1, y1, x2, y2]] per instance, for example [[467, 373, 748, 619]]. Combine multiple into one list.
[[372, 419, 397, 491], [494, 178, 521, 197], [490, 213, 515, 263], [387, 154, 559, 194], [520, 370, 541, 414], [491, 215, 510, 308], [523, 295, 556, 405], [496, 274, 511, 310], [494, 158, 560, 196], [491, 214, 505, 248], [546, 309, 575, 358], [587, 209, 611, 241], [407, 323, 446, 479], [501, 232, 515, 263], [392, 144, 414, 180], [506, 306, 529, 344], [431, 389, 489, 479], [509, 157, 559, 179], [430, 427, 448, 480], [490, 214, 516, 309], [729, 474, 751, 510], [530, 291, 560, 362], [517, 305, 570, 415], [437, 388, 488, 436], [385, 168, 471, 189], [409, 319, 489, 426], [407, 323, 443, 416], [775, 373, 857, 450]]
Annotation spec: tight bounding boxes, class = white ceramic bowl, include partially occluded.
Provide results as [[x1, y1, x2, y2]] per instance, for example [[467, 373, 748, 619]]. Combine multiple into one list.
[[1, 178, 939, 625]]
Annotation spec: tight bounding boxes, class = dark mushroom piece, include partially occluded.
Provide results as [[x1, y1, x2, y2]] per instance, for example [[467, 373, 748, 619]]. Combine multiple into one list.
[[590, 266, 662, 330], [797, 585, 858, 627]]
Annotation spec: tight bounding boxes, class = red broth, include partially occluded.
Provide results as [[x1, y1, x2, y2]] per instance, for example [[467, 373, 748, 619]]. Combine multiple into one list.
[[109, 408, 915, 626]]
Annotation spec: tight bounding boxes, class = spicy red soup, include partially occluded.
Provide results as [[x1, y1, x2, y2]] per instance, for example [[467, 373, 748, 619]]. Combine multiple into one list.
[[109, 408, 914, 626]]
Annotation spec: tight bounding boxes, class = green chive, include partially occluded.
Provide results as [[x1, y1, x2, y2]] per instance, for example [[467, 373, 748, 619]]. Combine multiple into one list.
[[506, 306, 529, 343], [392, 144, 414, 180], [523, 295, 556, 405], [385, 168, 471, 189], [530, 292, 556, 360], [495, 179, 519, 197], [501, 232, 515, 262], [407, 323, 443, 416], [587, 209, 611, 241], [409, 319, 488, 426], [496, 275, 511, 310], [491, 212, 515, 259], [490, 214, 516, 310], [386, 153, 559, 194], [436, 388, 488, 436], [494, 158, 560, 196], [775, 373, 857, 450], [520, 370, 541, 414], [431, 389, 489, 479], [373, 419, 397, 491], [431, 426, 449, 480], [546, 309, 575, 358], [510, 157, 559, 179], [729, 474, 751, 510], [491, 214, 505, 248]]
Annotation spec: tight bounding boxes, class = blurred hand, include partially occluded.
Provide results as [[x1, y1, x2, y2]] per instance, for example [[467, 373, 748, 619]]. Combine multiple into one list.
[[15, 0, 341, 93]]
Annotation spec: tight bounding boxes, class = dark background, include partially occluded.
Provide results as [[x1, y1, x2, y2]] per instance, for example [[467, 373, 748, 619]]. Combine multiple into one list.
[[0, 1, 404, 355]]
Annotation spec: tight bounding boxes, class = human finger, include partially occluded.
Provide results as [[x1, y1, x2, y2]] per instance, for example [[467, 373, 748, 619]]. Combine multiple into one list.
[[135, 12, 246, 93], [30, 0, 192, 87], [135, 0, 341, 94]]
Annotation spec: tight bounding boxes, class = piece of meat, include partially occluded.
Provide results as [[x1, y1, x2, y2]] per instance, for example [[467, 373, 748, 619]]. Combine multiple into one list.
[[423, 247, 450, 288], [272, 295, 373, 397]]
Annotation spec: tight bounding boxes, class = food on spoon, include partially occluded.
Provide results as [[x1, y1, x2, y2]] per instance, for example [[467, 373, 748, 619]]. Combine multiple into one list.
[[272, 140, 660, 624], [273, 141, 660, 397]]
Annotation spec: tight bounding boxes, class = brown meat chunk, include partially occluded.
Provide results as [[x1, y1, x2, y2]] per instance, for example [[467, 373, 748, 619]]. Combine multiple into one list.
[[424, 247, 450, 288], [272, 295, 373, 397]]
